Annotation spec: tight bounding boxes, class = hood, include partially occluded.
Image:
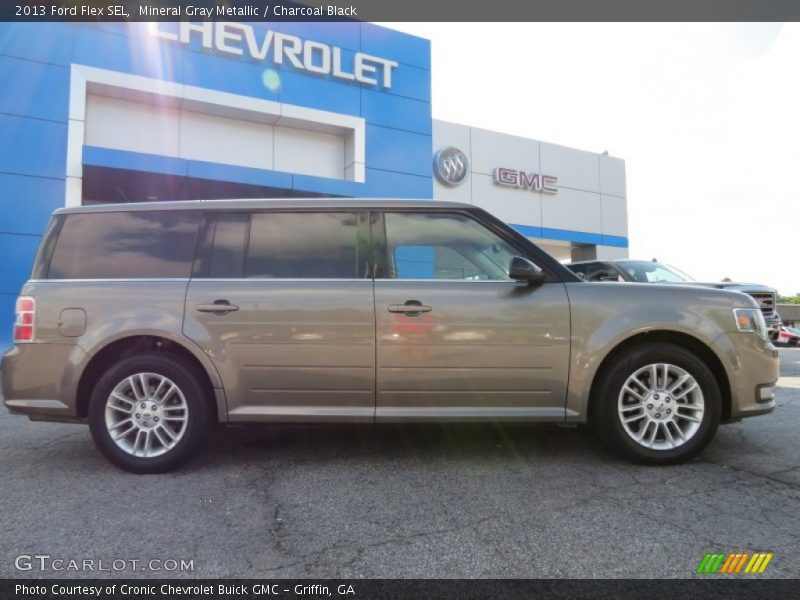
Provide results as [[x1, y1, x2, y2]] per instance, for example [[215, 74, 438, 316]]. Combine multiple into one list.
[[669, 281, 776, 294], [581, 280, 756, 305]]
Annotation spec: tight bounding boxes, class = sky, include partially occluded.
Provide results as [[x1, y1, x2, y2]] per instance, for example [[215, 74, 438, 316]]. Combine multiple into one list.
[[385, 23, 799, 296]]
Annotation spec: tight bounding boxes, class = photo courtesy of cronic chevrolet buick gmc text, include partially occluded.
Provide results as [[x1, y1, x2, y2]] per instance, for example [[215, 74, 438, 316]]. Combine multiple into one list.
[[1, 200, 779, 473]]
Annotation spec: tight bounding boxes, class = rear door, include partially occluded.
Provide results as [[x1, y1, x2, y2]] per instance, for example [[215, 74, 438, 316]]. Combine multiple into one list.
[[372, 210, 571, 421], [183, 210, 375, 421]]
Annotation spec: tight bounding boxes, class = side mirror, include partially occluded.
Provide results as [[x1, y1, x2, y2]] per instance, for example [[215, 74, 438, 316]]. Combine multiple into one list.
[[509, 256, 545, 287]]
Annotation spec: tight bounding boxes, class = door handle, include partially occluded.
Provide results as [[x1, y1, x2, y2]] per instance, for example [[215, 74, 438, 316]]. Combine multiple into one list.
[[196, 300, 239, 314], [388, 301, 432, 315]]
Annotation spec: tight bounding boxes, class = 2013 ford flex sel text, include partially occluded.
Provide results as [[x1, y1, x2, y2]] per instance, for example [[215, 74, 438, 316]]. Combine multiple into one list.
[[1, 200, 779, 472]]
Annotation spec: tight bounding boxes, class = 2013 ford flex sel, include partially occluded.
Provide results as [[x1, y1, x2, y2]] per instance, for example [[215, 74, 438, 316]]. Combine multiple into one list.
[[1, 199, 778, 472]]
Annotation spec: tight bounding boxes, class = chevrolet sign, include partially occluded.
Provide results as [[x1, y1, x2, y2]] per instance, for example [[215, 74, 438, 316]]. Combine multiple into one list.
[[150, 22, 398, 89]]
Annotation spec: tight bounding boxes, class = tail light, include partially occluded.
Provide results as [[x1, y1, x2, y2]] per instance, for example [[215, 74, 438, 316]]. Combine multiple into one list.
[[14, 296, 35, 343]]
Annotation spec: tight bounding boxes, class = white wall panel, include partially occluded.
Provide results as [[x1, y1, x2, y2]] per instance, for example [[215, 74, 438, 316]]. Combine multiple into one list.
[[540, 141, 600, 193], [601, 194, 629, 237], [66, 120, 85, 178], [85, 95, 181, 156], [180, 110, 274, 171], [599, 154, 627, 198], [541, 188, 602, 233], [471, 173, 542, 227], [432, 176, 473, 204], [274, 127, 345, 180], [471, 127, 540, 177], [433, 120, 472, 158]]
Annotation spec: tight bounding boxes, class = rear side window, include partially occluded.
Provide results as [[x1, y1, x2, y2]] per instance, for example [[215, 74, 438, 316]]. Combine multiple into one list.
[[247, 212, 360, 278], [198, 211, 365, 279], [208, 214, 248, 278], [47, 211, 200, 279]]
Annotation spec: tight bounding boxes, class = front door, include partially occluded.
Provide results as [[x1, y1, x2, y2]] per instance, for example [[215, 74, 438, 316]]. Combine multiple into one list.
[[372, 210, 570, 420], [183, 210, 375, 421]]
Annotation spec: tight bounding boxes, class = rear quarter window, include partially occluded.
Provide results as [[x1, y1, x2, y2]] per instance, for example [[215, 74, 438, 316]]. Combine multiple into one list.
[[47, 210, 200, 279]]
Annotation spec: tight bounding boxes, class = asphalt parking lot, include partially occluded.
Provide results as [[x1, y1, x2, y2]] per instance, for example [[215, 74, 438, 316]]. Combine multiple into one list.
[[1, 349, 799, 579]]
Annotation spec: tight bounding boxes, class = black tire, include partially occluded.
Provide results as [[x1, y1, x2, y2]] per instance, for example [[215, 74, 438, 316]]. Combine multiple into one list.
[[88, 352, 213, 473], [593, 342, 721, 465]]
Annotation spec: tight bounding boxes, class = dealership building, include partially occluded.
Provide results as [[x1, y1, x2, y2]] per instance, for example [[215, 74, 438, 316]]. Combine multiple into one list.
[[0, 21, 628, 347]]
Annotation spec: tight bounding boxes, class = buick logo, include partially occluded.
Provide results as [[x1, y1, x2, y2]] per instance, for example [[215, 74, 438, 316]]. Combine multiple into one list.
[[433, 147, 469, 186]]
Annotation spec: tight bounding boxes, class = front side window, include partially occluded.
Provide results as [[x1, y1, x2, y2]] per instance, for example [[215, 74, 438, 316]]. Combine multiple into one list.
[[381, 212, 520, 281]]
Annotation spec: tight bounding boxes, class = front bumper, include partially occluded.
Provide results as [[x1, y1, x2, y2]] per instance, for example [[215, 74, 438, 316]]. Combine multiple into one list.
[[714, 332, 779, 420]]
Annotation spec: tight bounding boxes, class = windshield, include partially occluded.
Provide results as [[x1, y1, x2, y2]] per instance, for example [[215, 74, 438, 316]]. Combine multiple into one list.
[[615, 261, 693, 283]]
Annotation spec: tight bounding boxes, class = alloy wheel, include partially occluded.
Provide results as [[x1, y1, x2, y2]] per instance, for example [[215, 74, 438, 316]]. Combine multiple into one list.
[[104, 372, 189, 458], [617, 362, 704, 450]]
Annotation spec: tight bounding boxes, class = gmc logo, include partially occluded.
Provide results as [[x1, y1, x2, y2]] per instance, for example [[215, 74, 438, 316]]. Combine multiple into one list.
[[494, 168, 558, 194]]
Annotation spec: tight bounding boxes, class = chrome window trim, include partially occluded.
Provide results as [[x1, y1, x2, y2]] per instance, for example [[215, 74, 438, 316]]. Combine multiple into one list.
[[28, 278, 526, 284], [29, 278, 370, 283], [375, 278, 520, 284], [193, 278, 371, 283], [196, 278, 520, 283], [27, 278, 191, 283]]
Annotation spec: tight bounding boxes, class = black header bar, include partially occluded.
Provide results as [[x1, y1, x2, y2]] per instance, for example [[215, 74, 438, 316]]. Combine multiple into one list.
[[3, 0, 800, 22], [3, 579, 800, 600]]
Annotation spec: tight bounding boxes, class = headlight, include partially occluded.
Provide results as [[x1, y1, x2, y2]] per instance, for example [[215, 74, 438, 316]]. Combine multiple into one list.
[[734, 308, 768, 339]]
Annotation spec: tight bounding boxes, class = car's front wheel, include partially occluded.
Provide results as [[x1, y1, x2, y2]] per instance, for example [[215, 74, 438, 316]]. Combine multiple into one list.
[[594, 342, 721, 465], [88, 353, 212, 473]]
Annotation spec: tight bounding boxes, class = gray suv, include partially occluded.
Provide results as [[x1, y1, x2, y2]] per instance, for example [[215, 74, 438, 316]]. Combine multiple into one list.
[[2, 200, 778, 472]]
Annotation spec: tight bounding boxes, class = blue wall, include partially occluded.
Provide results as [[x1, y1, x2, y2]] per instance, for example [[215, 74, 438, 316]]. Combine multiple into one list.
[[0, 22, 433, 348]]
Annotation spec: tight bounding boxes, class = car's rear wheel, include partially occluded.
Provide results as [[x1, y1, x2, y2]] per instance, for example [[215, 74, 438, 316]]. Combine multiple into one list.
[[594, 342, 721, 465], [88, 353, 212, 473]]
